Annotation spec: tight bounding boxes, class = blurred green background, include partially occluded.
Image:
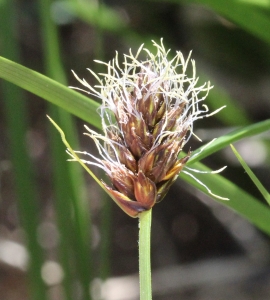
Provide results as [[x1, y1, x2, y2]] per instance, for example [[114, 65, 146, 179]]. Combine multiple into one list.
[[1, 0, 270, 300]]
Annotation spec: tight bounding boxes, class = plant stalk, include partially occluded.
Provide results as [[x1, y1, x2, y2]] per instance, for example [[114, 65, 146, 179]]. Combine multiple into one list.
[[139, 209, 152, 300]]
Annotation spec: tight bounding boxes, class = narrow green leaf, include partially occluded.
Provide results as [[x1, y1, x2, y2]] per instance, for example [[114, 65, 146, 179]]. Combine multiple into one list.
[[0, 56, 101, 128], [180, 161, 270, 235], [188, 119, 270, 164], [230, 144, 270, 205]]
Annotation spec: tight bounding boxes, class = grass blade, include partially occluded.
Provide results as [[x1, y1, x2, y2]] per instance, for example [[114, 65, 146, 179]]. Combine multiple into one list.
[[180, 160, 270, 235], [0, 56, 100, 128], [230, 144, 270, 205], [188, 119, 270, 164]]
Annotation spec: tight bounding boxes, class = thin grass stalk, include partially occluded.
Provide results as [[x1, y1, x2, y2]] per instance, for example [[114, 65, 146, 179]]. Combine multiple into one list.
[[47, 110, 75, 300], [99, 191, 112, 279], [0, 1, 47, 299], [230, 145, 270, 205], [139, 210, 152, 300], [188, 119, 270, 165], [38, 0, 92, 298], [91, 0, 113, 281]]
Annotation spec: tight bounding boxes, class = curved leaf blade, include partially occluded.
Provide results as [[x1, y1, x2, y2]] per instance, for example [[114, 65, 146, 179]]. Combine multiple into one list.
[[0, 56, 101, 128], [180, 161, 270, 235], [230, 144, 270, 205], [188, 119, 270, 164]]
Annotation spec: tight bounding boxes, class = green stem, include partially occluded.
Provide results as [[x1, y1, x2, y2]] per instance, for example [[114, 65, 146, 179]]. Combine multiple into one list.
[[139, 209, 152, 300]]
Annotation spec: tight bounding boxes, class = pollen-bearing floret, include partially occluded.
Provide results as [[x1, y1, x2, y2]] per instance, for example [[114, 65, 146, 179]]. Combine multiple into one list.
[[71, 40, 224, 217]]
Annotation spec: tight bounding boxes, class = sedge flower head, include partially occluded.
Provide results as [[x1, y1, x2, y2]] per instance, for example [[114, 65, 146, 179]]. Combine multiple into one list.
[[71, 39, 226, 217]]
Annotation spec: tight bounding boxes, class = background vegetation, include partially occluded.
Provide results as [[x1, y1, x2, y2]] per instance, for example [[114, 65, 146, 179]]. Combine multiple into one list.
[[0, 0, 270, 299]]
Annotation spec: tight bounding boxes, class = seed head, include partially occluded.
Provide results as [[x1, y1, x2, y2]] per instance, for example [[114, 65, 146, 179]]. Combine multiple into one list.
[[71, 40, 224, 217]]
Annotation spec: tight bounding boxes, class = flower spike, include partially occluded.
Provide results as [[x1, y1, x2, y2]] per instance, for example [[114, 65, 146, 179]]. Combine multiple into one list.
[[67, 40, 227, 217]]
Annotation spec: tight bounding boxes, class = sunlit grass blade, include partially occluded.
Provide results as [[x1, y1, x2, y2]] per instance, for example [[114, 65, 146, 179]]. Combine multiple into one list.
[[0, 56, 100, 128], [230, 144, 270, 205], [188, 119, 270, 164], [180, 160, 270, 236]]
